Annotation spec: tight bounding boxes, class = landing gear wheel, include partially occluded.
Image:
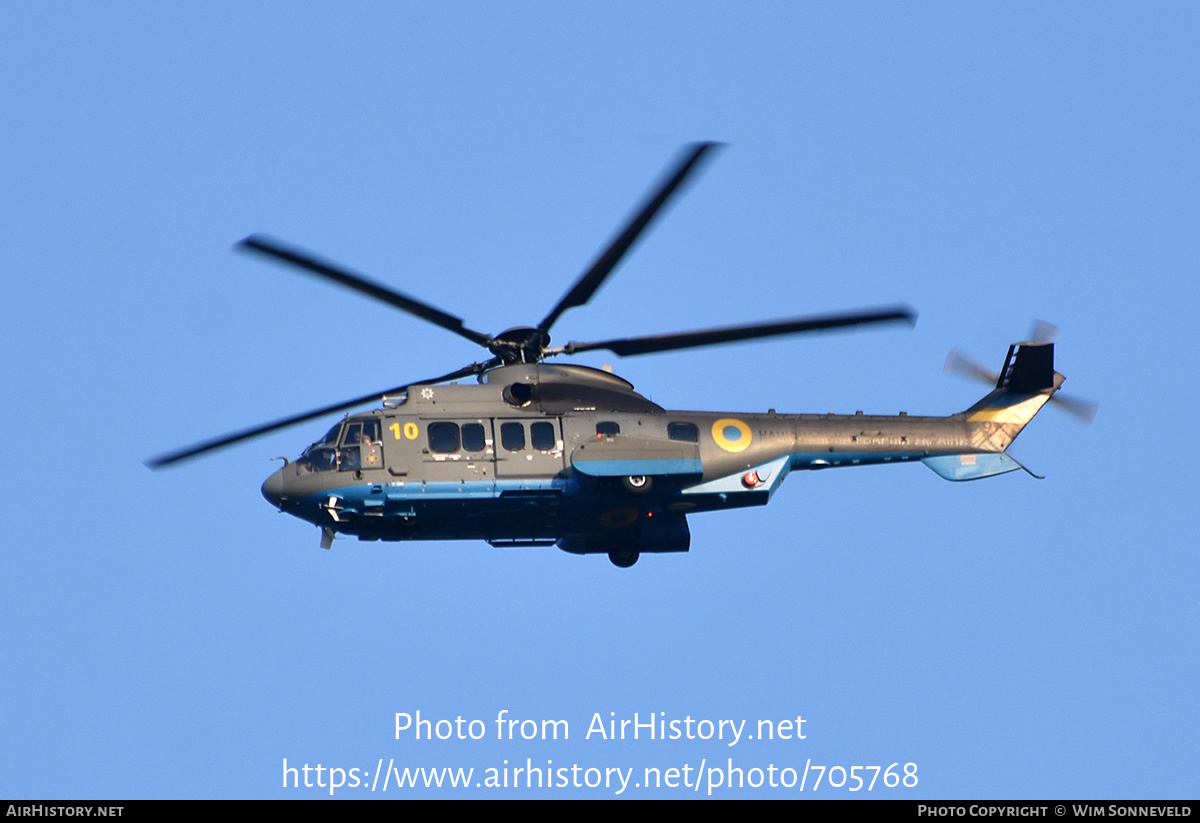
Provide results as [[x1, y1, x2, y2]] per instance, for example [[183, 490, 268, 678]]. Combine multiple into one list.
[[608, 548, 640, 568], [623, 475, 653, 494]]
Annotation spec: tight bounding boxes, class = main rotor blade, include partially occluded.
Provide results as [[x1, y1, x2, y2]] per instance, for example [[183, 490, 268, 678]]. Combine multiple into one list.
[[557, 305, 917, 358], [146, 360, 498, 468], [537, 142, 722, 334], [239, 235, 494, 349]]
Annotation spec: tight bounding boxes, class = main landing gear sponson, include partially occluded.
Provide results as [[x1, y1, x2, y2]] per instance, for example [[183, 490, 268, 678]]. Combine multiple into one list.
[[608, 548, 640, 568]]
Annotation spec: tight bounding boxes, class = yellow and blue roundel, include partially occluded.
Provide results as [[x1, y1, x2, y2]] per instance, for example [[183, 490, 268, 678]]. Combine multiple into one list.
[[711, 418, 752, 453]]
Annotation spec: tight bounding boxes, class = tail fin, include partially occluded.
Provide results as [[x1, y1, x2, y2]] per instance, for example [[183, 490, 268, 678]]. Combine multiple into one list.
[[964, 341, 1063, 452], [923, 341, 1062, 482]]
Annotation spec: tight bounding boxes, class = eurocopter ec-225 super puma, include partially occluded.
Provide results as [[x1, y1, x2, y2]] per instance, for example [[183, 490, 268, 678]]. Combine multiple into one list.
[[149, 143, 1092, 567]]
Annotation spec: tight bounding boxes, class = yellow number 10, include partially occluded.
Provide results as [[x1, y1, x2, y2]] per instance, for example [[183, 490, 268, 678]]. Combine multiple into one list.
[[390, 422, 419, 440]]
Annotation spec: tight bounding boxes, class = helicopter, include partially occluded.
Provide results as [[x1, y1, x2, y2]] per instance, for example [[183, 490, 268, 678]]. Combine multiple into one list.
[[149, 143, 1090, 567]]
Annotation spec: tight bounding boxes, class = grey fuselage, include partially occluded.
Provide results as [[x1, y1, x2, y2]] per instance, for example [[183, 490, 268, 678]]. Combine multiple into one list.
[[259, 362, 1048, 556]]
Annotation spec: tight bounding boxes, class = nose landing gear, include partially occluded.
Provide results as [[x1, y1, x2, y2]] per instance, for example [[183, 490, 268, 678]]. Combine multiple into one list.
[[622, 475, 652, 493]]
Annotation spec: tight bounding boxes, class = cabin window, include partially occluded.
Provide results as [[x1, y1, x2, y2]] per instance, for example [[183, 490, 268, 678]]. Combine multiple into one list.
[[668, 422, 699, 442], [428, 422, 460, 454], [501, 422, 526, 451], [462, 422, 487, 452], [596, 421, 620, 437], [530, 421, 556, 451]]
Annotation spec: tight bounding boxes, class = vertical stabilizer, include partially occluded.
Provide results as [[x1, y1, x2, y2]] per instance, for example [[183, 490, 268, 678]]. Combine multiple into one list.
[[963, 342, 1063, 453]]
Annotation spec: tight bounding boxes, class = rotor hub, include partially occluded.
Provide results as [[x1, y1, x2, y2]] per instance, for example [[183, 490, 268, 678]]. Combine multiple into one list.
[[489, 326, 551, 364]]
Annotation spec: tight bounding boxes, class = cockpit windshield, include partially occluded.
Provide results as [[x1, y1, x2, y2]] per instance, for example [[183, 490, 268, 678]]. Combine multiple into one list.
[[298, 422, 344, 473], [297, 419, 383, 473]]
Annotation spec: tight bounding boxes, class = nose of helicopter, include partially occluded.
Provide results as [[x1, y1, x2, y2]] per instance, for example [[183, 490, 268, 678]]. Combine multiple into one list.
[[261, 468, 286, 509]]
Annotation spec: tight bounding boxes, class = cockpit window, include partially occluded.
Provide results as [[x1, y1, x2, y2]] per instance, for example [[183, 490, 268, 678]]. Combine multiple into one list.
[[363, 420, 380, 445], [596, 421, 620, 437], [300, 447, 337, 472], [338, 419, 383, 471], [299, 422, 343, 472]]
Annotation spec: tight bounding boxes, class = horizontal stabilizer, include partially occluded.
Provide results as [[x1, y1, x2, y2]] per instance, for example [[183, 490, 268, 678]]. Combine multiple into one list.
[[923, 453, 1021, 482]]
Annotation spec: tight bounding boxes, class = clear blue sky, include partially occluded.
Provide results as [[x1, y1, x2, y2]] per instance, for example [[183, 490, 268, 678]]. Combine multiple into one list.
[[3, 3, 1196, 799]]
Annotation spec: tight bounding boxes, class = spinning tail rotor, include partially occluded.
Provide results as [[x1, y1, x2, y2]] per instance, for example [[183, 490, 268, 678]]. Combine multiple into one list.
[[944, 322, 1097, 424]]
